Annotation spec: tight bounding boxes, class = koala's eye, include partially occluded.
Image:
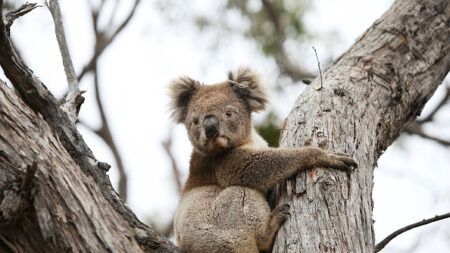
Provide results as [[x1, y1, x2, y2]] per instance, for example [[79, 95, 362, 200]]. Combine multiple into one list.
[[225, 111, 232, 118], [193, 119, 199, 125]]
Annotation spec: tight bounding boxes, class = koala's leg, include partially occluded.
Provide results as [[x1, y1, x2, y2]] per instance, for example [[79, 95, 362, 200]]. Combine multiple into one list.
[[257, 202, 290, 252]]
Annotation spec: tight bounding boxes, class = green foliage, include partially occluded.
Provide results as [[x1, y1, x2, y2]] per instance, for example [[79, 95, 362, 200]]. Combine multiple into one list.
[[255, 111, 281, 147], [226, 0, 310, 57]]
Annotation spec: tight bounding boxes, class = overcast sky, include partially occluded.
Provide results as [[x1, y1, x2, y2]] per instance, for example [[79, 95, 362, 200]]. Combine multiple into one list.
[[7, 0, 450, 252]]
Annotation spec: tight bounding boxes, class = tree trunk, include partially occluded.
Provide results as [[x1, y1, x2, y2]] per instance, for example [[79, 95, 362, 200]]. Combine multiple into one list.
[[272, 0, 449, 252]]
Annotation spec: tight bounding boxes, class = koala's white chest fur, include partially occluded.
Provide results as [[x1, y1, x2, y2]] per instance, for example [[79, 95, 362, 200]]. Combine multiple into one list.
[[174, 185, 270, 253], [174, 129, 271, 253]]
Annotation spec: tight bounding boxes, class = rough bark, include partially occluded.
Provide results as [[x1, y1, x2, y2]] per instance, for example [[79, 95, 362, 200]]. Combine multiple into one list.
[[0, 2, 180, 253], [0, 81, 140, 251], [272, 0, 449, 252]]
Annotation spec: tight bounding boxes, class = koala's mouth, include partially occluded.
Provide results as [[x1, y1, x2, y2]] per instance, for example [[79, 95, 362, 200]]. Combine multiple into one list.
[[214, 136, 228, 147], [205, 136, 229, 149]]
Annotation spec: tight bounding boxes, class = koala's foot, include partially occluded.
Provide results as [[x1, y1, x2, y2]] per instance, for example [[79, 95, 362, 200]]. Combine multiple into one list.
[[272, 201, 291, 223], [321, 150, 357, 171], [258, 202, 290, 252]]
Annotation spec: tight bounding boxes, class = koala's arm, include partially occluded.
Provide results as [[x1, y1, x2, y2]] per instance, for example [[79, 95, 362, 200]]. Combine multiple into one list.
[[215, 146, 357, 192]]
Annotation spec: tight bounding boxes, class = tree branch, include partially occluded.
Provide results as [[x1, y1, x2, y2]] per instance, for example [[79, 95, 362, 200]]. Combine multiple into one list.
[[375, 212, 450, 252], [106, 0, 121, 29], [92, 62, 128, 201], [3, 2, 39, 33], [403, 80, 449, 147], [312, 46, 323, 90], [78, 0, 141, 81], [260, 0, 315, 81], [46, 0, 83, 124], [158, 127, 183, 238], [405, 121, 450, 147], [162, 128, 183, 194], [160, 217, 175, 238], [417, 85, 449, 123]]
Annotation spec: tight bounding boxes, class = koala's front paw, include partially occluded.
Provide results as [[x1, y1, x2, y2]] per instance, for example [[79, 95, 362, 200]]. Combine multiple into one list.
[[323, 151, 357, 171], [272, 202, 291, 225]]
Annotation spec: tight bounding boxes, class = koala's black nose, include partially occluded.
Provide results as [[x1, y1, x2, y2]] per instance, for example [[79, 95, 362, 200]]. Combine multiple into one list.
[[203, 115, 219, 139]]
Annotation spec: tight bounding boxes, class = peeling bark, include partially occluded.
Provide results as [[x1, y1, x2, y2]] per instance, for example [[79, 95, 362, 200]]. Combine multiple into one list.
[[273, 0, 449, 252]]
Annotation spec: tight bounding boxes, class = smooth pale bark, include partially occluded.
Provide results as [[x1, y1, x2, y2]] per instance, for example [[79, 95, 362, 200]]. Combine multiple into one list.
[[272, 0, 449, 252]]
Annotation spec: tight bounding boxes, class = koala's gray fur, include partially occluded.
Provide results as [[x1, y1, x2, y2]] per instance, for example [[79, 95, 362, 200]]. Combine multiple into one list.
[[169, 66, 357, 253]]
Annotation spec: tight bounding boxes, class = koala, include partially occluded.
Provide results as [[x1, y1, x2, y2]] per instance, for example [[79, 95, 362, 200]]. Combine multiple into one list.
[[169, 66, 357, 253]]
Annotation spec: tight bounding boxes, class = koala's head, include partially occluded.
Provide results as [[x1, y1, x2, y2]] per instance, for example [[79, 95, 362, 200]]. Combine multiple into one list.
[[169, 66, 268, 156]]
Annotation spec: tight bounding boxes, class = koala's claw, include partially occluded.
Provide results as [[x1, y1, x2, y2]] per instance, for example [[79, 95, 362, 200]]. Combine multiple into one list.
[[273, 202, 291, 221], [280, 210, 291, 218], [326, 151, 358, 171]]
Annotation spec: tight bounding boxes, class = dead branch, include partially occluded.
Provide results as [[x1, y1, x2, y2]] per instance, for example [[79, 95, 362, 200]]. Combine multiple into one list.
[[375, 212, 450, 252], [46, 0, 82, 124], [312, 46, 323, 90], [3, 2, 39, 33]]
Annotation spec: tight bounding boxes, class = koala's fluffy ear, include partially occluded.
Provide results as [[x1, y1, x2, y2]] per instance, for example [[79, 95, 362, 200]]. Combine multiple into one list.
[[228, 66, 268, 112], [169, 76, 201, 123]]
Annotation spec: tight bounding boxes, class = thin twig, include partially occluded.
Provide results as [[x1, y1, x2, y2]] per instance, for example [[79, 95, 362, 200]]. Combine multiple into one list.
[[46, 0, 81, 124], [374, 212, 450, 252], [312, 46, 323, 90], [160, 127, 183, 237], [106, 0, 122, 33], [162, 128, 183, 194], [78, 0, 141, 81], [3, 3, 40, 33], [417, 85, 450, 123], [92, 62, 128, 201], [405, 122, 450, 147], [161, 217, 175, 238]]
